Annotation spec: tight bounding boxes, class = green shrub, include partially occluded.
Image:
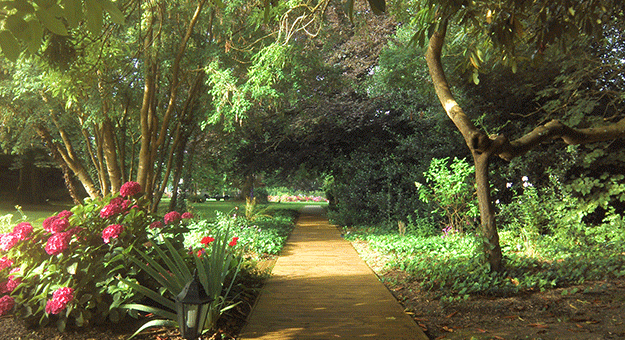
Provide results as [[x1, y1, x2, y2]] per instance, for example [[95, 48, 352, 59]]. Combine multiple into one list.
[[416, 157, 479, 234], [0, 182, 193, 331], [184, 209, 296, 257]]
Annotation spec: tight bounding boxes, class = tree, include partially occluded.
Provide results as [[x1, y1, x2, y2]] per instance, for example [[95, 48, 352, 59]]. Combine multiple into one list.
[[0, 0, 284, 211], [379, 0, 625, 271]]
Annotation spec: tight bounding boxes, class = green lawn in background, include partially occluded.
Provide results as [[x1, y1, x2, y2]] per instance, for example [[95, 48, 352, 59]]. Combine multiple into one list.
[[187, 200, 327, 220], [0, 201, 74, 232], [0, 199, 328, 233]]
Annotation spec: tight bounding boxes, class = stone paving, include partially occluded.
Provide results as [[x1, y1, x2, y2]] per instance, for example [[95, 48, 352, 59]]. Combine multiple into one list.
[[239, 205, 429, 340]]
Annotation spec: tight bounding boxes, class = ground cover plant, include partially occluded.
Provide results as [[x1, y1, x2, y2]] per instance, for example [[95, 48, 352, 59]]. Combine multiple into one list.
[[343, 157, 625, 338]]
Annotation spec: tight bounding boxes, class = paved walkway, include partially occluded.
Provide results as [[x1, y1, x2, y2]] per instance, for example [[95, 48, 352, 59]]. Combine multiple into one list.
[[239, 205, 429, 340]]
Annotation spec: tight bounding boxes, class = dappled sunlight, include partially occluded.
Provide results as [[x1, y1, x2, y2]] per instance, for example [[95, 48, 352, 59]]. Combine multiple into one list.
[[239, 207, 427, 340]]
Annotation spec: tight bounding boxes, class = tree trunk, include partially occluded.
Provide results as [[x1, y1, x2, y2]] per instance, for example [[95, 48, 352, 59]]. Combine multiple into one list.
[[35, 124, 100, 199], [473, 151, 502, 270], [137, 0, 207, 199], [36, 125, 82, 204], [425, 22, 504, 271], [101, 119, 122, 193]]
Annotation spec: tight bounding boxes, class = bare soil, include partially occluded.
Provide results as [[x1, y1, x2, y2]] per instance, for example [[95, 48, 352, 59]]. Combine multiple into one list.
[[352, 240, 625, 340]]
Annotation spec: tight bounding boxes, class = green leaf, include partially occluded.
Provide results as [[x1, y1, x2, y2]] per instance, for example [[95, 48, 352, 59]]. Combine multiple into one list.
[[366, 0, 385, 14], [85, 0, 103, 35], [99, 0, 125, 25], [344, 0, 354, 24], [35, 8, 68, 35], [472, 69, 480, 85], [6, 15, 29, 41], [123, 318, 177, 340], [120, 303, 177, 320], [120, 278, 176, 311], [62, 0, 82, 28], [0, 30, 20, 61], [14, 0, 35, 13]]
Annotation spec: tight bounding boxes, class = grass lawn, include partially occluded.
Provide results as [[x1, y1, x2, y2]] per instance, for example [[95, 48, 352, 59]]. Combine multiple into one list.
[[187, 200, 327, 219], [0, 198, 328, 232]]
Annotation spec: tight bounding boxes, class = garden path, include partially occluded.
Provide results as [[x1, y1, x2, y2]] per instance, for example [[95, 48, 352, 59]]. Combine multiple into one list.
[[238, 205, 428, 340]]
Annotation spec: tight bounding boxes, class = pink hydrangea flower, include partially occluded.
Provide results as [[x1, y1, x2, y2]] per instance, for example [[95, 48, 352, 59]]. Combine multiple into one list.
[[102, 224, 124, 244], [0, 295, 14, 316], [120, 181, 142, 197], [0, 233, 19, 251], [57, 210, 73, 219], [0, 269, 21, 294], [100, 203, 123, 219], [13, 222, 33, 240], [0, 257, 13, 271], [45, 299, 65, 314], [164, 211, 182, 225], [110, 197, 125, 206], [45, 232, 72, 255], [52, 287, 74, 304], [149, 221, 163, 229], [182, 212, 193, 219], [42, 216, 69, 234]]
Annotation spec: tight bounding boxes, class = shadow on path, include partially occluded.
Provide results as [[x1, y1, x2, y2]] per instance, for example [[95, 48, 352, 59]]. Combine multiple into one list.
[[238, 205, 429, 340]]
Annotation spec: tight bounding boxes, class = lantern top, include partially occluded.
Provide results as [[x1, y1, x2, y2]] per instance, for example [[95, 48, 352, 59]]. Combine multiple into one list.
[[177, 274, 211, 305]]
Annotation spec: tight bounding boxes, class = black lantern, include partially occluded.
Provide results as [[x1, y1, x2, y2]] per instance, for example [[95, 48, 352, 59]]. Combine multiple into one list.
[[176, 273, 212, 340]]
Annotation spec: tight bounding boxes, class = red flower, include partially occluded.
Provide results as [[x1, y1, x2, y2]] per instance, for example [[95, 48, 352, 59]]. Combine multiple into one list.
[[102, 224, 124, 244], [228, 237, 239, 247], [13, 222, 33, 240], [182, 212, 193, 219], [149, 221, 164, 229], [200, 236, 215, 245], [120, 181, 142, 197], [197, 249, 205, 257], [45, 232, 72, 255], [0, 233, 19, 251], [42, 216, 69, 234], [0, 257, 13, 271], [0, 295, 14, 316], [164, 211, 182, 225]]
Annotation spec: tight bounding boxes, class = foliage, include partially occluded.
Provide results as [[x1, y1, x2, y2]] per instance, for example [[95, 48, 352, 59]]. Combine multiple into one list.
[[121, 229, 242, 337], [0, 182, 195, 331], [416, 157, 479, 234], [346, 218, 625, 301], [184, 209, 296, 257]]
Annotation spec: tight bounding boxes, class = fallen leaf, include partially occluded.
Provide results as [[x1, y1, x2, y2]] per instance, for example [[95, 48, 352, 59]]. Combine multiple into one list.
[[493, 336, 506, 340], [528, 323, 549, 329], [502, 315, 519, 319], [446, 311, 458, 318], [476, 328, 488, 333], [442, 325, 454, 332]]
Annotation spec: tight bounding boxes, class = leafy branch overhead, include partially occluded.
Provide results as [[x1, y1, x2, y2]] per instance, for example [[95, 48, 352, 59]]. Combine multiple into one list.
[[0, 0, 124, 61]]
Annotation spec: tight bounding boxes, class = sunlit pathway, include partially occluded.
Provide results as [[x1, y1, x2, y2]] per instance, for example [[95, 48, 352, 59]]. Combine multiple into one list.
[[239, 205, 428, 340]]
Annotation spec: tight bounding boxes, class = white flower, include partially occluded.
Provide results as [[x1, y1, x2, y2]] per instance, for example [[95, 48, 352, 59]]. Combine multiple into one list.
[[521, 176, 528, 182], [506, 182, 513, 188]]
